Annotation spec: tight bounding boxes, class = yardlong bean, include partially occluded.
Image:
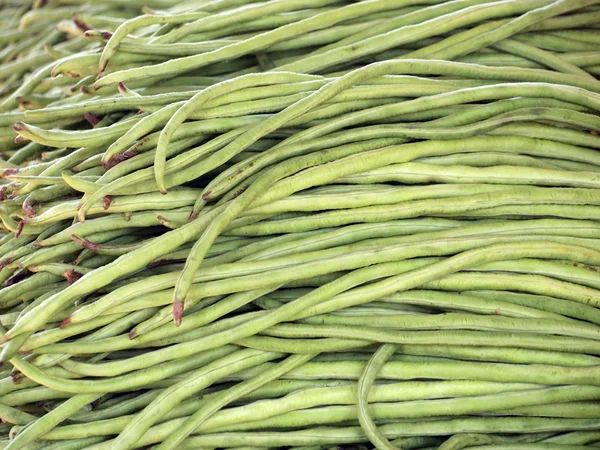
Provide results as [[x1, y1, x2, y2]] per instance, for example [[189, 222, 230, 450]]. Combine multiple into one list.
[[2, 2, 600, 448]]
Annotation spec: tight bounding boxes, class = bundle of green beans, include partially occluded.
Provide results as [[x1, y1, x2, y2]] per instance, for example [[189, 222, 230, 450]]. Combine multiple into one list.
[[1, 0, 600, 449]]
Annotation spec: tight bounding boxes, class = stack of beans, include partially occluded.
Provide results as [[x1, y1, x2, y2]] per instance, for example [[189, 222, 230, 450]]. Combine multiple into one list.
[[0, 1, 600, 449]]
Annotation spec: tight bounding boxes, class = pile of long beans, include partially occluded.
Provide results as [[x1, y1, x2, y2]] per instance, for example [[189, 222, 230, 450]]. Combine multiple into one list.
[[1, 0, 600, 449]]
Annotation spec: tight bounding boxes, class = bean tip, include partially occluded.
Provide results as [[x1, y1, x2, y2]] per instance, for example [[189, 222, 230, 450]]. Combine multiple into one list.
[[102, 195, 113, 210], [60, 317, 71, 328], [12, 122, 25, 132], [159, 188, 168, 195], [156, 215, 171, 228], [104, 150, 136, 170], [173, 300, 184, 327], [71, 234, 97, 251], [65, 269, 83, 285], [23, 200, 35, 218], [11, 370, 24, 385], [101, 158, 112, 170], [201, 191, 212, 201], [84, 112, 101, 127], [1, 168, 18, 178], [72, 14, 90, 33], [128, 329, 137, 340], [15, 219, 26, 238]]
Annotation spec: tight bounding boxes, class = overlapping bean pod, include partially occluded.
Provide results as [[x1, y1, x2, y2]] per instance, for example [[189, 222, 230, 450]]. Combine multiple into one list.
[[1, 1, 600, 449]]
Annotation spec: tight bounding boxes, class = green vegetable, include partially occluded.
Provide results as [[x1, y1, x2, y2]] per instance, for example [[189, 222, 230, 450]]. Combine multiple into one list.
[[1, 1, 600, 449]]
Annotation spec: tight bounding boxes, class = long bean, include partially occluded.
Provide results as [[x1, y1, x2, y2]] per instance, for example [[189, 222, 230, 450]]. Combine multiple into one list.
[[5, 393, 101, 450], [2, 3, 600, 448], [106, 418, 600, 448]]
